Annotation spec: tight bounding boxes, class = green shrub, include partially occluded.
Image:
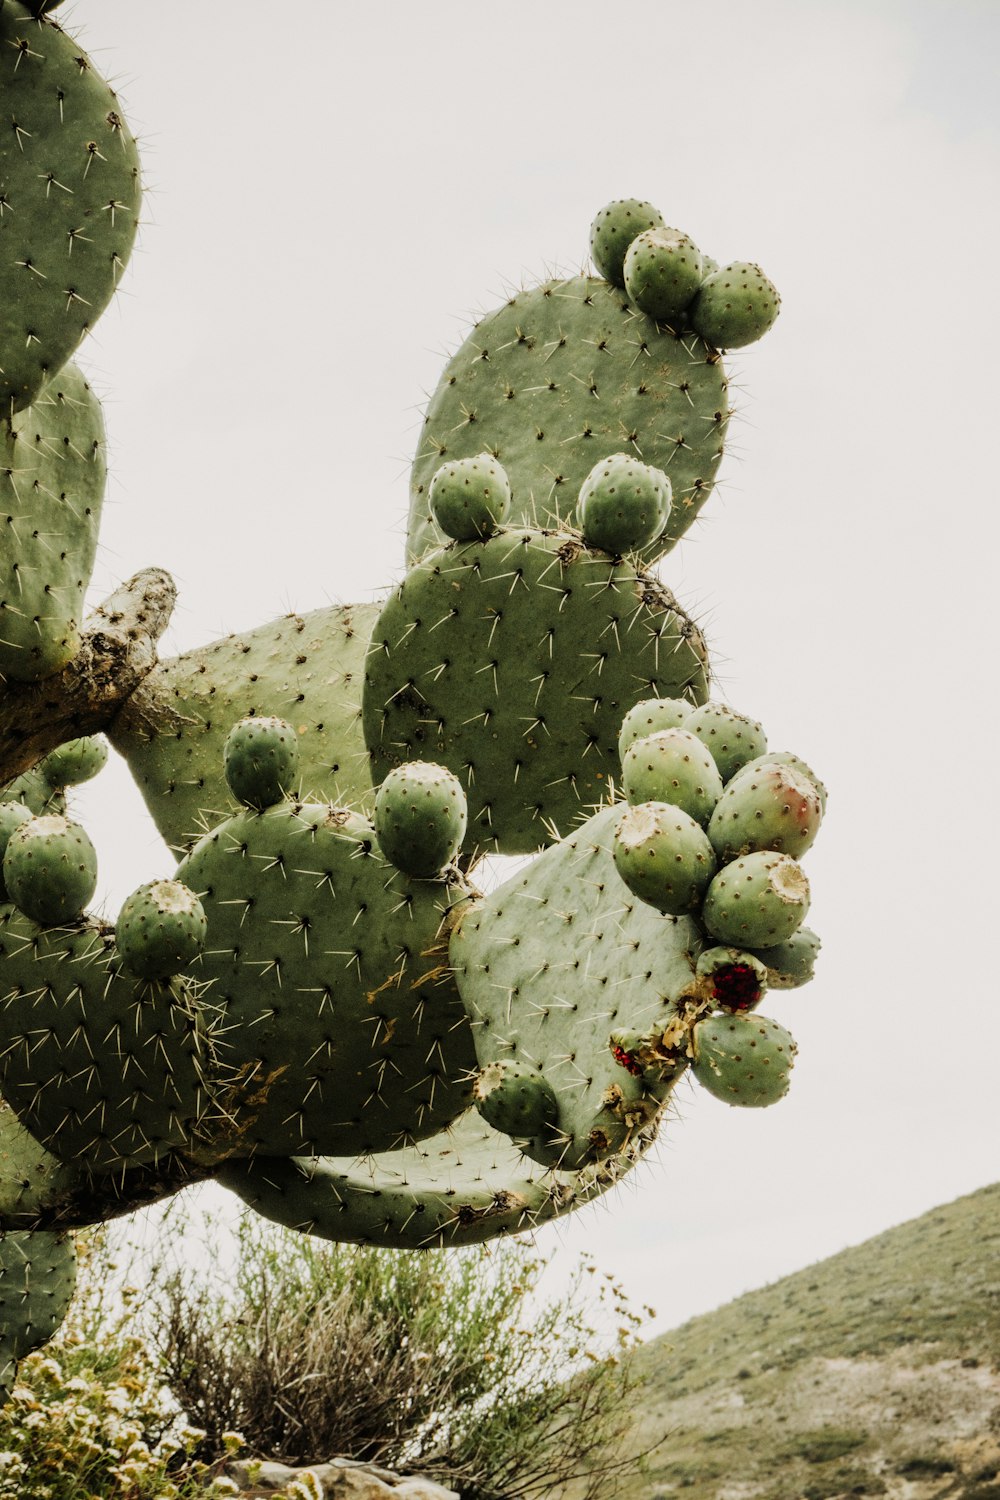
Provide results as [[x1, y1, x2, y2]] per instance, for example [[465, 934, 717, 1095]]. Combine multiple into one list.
[[149, 1211, 654, 1500]]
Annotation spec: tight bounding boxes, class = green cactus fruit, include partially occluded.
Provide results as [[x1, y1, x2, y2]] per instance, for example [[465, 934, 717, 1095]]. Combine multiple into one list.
[[408, 276, 729, 566], [732, 750, 828, 815], [0, 803, 32, 900], [116, 879, 208, 981], [428, 453, 511, 542], [0, 1229, 76, 1367], [691, 1012, 797, 1107], [473, 1061, 559, 1148], [623, 228, 704, 323], [621, 728, 724, 825], [373, 761, 467, 877], [750, 927, 821, 989], [2, 814, 97, 925], [223, 716, 300, 811], [451, 802, 695, 1171], [0, 364, 107, 682], [577, 453, 671, 555], [695, 946, 768, 1013], [708, 761, 823, 863], [0, 907, 221, 1172], [217, 1109, 658, 1250], [617, 697, 693, 758], [702, 850, 810, 947], [612, 801, 717, 916], [690, 262, 781, 350], [684, 701, 767, 783], [0, 3, 141, 414], [39, 736, 108, 790], [109, 603, 378, 855], [364, 527, 708, 855], [589, 199, 666, 287], [176, 800, 477, 1158]]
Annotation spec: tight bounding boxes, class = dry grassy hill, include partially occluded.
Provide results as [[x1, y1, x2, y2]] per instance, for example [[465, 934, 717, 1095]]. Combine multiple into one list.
[[583, 1182, 1000, 1500]]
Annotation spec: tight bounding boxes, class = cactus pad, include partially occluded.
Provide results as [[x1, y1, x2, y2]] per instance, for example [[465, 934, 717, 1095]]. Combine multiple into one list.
[[363, 527, 709, 854], [0, 1227, 76, 1368]]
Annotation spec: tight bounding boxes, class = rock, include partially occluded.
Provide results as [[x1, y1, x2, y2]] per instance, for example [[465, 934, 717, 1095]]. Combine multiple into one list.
[[225, 1456, 459, 1499]]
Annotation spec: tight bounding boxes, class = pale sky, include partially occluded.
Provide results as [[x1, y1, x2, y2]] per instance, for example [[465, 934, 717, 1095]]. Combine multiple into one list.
[[53, 0, 1000, 1336]]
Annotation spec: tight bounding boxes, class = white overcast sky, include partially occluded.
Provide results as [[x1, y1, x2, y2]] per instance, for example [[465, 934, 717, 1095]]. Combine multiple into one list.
[[57, 0, 1000, 1336]]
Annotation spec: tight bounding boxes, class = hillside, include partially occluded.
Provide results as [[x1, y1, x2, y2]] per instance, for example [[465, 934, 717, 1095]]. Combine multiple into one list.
[[597, 1183, 1000, 1500]]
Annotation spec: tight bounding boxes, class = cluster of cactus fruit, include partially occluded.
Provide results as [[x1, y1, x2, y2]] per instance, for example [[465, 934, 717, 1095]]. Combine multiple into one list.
[[0, 0, 821, 1385]]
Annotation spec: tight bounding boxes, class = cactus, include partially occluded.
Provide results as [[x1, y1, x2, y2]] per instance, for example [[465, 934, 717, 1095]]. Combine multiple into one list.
[[0, 2, 828, 1373]]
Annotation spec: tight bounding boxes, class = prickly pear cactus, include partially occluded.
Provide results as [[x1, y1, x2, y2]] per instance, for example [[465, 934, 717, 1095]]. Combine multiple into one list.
[[0, 1, 830, 1374]]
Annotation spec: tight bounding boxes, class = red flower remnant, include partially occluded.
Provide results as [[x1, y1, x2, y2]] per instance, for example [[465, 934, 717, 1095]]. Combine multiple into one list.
[[610, 1042, 644, 1077], [712, 962, 761, 1012]]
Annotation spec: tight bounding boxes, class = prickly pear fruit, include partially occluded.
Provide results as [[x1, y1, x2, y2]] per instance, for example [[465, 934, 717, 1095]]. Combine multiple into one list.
[[3, 815, 97, 925], [473, 1061, 558, 1146], [428, 454, 512, 542], [618, 697, 693, 758], [612, 801, 717, 915], [708, 761, 823, 863], [116, 880, 208, 981], [589, 198, 665, 287], [702, 850, 810, 947], [577, 454, 671, 555], [621, 728, 723, 825], [751, 927, 821, 989], [373, 761, 467, 877], [690, 262, 780, 349], [695, 946, 768, 1013], [39, 736, 109, 790], [623, 228, 703, 322], [0, 803, 32, 901], [691, 1012, 797, 1106], [223, 716, 299, 810], [733, 751, 828, 815], [685, 702, 767, 783]]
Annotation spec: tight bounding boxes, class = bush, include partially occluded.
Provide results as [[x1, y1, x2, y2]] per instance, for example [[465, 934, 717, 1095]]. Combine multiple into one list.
[[149, 1210, 655, 1499]]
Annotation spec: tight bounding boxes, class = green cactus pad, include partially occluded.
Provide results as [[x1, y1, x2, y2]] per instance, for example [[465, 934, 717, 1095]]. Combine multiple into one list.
[[589, 199, 665, 286], [684, 701, 767, 783], [617, 696, 692, 757], [363, 528, 708, 855], [0, 3, 141, 413], [223, 716, 300, 811], [612, 801, 717, 917], [623, 228, 704, 323], [116, 879, 207, 981], [621, 728, 724, 824], [408, 277, 729, 565], [176, 799, 477, 1158], [428, 454, 512, 542], [38, 735, 108, 789], [373, 761, 467, 877], [577, 453, 672, 555], [0, 908, 220, 1171], [0, 363, 106, 681], [708, 761, 823, 863], [702, 850, 810, 948], [451, 802, 697, 1170], [109, 603, 378, 854], [2, 813, 96, 925], [216, 1108, 659, 1250], [0, 1227, 76, 1364], [0, 767, 63, 817], [690, 262, 781, 350], [691, 1012, 797, 1107], [749, 927, 821, 990]]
